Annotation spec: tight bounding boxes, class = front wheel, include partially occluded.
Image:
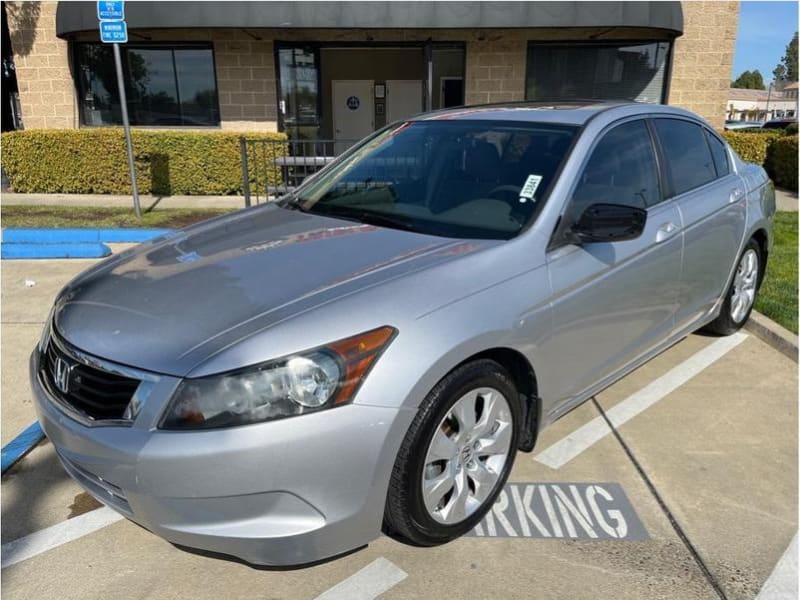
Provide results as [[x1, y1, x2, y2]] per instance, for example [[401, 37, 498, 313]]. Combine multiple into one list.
[[383, 359, 520, 546], [704, 238, 761, 335]]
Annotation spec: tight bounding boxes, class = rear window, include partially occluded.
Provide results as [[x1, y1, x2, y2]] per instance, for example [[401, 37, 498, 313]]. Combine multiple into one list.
[[705, 130, 730, 177], [653, 119, 716, 196], [286, 120, 577, 240]]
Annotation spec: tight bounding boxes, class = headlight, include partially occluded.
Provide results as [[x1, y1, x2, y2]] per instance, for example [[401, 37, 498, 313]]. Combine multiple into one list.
[[160, 326, 396, 430]]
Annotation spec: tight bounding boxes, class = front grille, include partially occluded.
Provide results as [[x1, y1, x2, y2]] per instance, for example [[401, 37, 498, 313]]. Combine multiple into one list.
[[41, 334, 140, 421]]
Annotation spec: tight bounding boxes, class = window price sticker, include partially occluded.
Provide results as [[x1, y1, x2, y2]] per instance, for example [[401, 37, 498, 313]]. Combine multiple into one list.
[[519, 174, 543, 203]]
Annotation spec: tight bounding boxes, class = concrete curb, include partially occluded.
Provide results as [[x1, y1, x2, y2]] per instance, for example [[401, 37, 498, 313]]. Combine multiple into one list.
[[745, 311, 798, 362], [2, 228, 170, 244], [1, 243, 111, 259], [1, 422, 45, 473]]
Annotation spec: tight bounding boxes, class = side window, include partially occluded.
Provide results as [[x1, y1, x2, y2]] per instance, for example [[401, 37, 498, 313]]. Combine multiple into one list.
[[705, 130, 730, 177], [653, 119, 716, 196], [565, 120, 661, 225]]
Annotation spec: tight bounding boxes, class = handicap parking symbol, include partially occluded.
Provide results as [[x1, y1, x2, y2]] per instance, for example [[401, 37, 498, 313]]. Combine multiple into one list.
[[346, 96, 360, 110]]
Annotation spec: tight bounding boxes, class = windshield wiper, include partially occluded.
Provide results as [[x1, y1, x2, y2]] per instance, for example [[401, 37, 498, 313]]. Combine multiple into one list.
[[277, 192, 306, 212], [354, 212, 416, 231], [310, 205, 416, 232]]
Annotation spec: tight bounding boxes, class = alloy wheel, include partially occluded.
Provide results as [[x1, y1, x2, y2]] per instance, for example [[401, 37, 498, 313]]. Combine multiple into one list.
[[421, 387, 513, 525], [731, 248, 758, 323]]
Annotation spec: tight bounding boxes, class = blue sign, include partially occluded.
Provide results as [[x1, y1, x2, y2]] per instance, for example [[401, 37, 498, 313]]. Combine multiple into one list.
[[346, 96, 360, 110], [97, 1, 124, 21], [100, 20, 127, 43]]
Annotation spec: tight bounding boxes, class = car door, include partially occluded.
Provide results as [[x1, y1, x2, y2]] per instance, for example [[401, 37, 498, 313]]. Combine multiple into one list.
[[538, 118, 683, 415], [651, 118, 747, 329]]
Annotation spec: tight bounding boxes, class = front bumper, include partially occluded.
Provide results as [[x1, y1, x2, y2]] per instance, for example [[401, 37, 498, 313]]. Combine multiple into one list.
[[30, 350, 414, 566]]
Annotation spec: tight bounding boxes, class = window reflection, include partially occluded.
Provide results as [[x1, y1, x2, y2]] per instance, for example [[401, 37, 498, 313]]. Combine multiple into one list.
[[76, 43, 219, 127], [278, 47, 320, 140]]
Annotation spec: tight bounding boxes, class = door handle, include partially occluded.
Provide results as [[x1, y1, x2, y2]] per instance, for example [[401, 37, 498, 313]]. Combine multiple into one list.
[[729, 188, 745, 203], [655, 221, 679, 243]]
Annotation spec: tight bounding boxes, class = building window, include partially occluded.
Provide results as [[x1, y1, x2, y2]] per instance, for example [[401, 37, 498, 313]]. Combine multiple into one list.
[[75, 43, 220, 127], [526, 42, 670, 104]]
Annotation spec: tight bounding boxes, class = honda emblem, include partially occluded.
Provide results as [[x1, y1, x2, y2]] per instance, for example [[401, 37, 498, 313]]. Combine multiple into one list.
[[54, 357, 73, 394]]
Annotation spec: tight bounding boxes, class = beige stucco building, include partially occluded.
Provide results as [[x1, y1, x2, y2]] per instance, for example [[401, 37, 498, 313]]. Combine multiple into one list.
[[3, 1, 739, 138], [726, 83, 799, 122]]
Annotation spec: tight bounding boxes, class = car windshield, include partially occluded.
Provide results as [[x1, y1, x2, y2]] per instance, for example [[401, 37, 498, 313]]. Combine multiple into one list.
[[282, 120, 577, 240]]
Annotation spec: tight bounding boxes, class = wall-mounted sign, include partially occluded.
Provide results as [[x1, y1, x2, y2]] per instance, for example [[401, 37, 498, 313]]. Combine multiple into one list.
[[374, 84, 385, 99], [346, 96, 360, 110]]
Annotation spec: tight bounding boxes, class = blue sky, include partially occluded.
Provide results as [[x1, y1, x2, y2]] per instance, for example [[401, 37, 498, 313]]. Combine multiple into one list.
[[732, 1, 798, 83]]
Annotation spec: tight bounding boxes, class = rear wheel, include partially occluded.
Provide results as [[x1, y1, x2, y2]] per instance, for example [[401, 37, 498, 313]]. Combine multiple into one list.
[[384, 359, 520, 546], [704, 238, 761, 335]]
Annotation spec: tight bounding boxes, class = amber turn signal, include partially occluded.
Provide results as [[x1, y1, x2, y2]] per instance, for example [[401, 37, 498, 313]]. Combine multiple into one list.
[[328, 326, 397, 404]]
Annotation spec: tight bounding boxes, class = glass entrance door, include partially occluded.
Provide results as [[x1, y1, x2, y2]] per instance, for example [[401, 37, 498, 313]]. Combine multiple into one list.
[[277, 46, 321, 140]]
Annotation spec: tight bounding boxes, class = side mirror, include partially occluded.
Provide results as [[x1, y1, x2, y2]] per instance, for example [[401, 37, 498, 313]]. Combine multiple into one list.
[[569, 203, 647, 244]]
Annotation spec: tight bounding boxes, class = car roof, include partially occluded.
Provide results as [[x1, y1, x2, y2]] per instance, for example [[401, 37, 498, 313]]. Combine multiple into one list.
[[413, 101, 693, 126]]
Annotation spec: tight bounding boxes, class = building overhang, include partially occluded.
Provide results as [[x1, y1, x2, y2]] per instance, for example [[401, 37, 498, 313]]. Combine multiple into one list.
[[56, 1, 683, 38]]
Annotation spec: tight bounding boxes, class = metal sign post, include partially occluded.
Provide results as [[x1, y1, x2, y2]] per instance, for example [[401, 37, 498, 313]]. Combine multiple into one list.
[[112, 43, 140, 217], [98, 1, 140, 217]]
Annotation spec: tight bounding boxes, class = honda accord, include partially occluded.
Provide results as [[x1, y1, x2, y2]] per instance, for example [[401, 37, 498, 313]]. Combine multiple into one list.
[[31, 102, 774, 566]]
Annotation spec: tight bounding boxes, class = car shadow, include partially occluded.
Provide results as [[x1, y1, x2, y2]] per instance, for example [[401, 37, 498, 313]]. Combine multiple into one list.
[[171, 542, 369, 571]]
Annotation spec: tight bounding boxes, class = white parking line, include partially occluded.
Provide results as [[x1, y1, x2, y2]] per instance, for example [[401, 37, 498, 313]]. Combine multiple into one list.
[[314, 557, 408, 600], [756, 533, 798, 600], [1, 506, 124, 569], [535, 332, 748, 469]]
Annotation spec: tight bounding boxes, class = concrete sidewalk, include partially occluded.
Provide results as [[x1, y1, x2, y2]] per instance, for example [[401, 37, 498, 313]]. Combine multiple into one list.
[[776, 188, 798, 212], [2, 188, 796, 211], [1, 192, 249, 210]]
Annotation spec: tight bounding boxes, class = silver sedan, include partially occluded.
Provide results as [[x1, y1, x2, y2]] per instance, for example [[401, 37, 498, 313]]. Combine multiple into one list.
[[31, 102, 774, 566]]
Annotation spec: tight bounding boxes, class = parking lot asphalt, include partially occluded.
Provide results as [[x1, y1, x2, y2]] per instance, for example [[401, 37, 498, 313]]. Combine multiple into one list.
[[1, 256, 797, 600]]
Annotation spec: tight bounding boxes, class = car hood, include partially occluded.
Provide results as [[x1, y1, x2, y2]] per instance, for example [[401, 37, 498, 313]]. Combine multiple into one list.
[[54, 205, 493, 376]]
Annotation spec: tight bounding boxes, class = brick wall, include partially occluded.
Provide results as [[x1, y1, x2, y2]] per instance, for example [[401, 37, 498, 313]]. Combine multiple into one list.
[[465, 38, 526, 105], [668, 1, 739, 129], [6, 1, 75, 129], [211, 36, 277, 131]]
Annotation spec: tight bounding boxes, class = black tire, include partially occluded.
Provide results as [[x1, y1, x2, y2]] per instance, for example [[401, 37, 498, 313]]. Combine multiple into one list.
[[383, 359, 521, 546], [704, 238, 761, 335]]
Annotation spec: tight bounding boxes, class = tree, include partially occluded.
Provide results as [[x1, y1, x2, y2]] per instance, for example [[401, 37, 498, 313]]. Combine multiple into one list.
[[773, 32, 798, 85], [731, 70, 766, 89]]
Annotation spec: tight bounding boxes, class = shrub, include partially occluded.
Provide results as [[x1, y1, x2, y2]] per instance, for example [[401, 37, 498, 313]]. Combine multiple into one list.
[[765, 135, 799, 191], [722, 130, 783, 165], [1, 129, 287, 195], [785, 122, 798, 135]]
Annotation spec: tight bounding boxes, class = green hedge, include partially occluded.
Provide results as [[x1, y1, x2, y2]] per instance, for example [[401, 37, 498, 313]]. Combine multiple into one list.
[[721, 130, 784, 165], [1, 129, 287, 195], [765, 135, 799, 191]]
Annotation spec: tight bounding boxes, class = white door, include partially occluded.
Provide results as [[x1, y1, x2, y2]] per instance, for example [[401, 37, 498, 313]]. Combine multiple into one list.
[[386, 80, 423, 123], [332, 80, 374, 146]]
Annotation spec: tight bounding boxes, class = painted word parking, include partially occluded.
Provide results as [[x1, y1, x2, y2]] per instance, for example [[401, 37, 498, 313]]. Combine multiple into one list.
[[469, 483, 648, 541]]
